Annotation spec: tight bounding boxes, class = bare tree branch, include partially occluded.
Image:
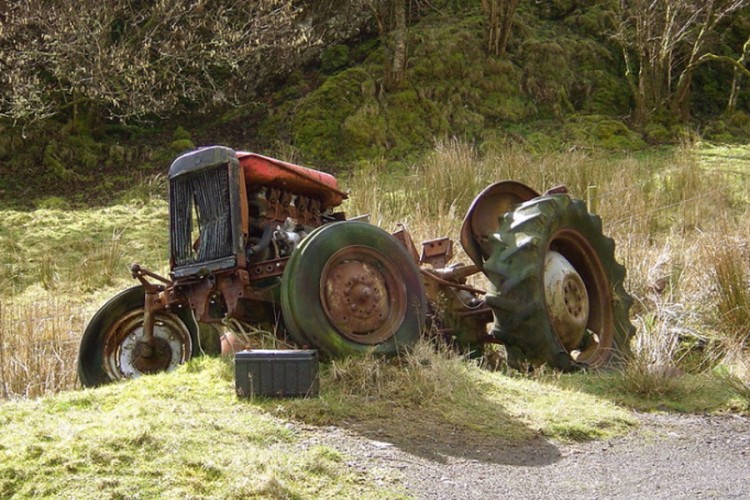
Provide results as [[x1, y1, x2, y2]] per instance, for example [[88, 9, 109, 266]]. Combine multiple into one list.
[[614, 0, 750, 125], [0, 0, 358, 123]]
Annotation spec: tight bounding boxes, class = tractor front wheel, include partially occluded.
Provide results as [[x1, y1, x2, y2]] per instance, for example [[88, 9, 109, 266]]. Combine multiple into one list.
[[77, 286, 199, 387]]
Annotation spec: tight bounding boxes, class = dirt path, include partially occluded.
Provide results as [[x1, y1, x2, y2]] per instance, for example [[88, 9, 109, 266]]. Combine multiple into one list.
[[305, 413, 750, 498]]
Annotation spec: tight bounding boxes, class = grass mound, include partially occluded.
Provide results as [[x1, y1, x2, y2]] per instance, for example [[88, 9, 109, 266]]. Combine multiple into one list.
[[272, 342, 637, 443], [0, 350, 642, 497], [0, 358, 400, 498]]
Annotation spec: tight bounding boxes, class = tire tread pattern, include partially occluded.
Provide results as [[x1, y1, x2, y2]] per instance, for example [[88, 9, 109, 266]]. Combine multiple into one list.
[[483, 195, 635, 371]]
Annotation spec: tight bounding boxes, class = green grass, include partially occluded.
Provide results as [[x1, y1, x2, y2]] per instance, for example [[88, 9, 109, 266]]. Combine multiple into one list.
[[0, 351, 743, 498], [273, 343, 637, 443], [693, 143, 750, 203], [0, 200, 169, 295], [0, 352, 640, 497], [557, 371, 744, 414], [0, 358, 403, 499]]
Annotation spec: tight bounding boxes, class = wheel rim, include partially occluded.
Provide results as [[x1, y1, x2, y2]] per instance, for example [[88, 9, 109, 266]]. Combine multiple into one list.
[[547, 228, 614, 365], [103, 309, 192, 381], [544, 251, 589, 350], [320, 246, 407, 345]]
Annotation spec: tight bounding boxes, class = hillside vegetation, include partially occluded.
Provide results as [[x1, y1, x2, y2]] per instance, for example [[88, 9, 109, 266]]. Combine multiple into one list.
[[1, 1, 749, 207]]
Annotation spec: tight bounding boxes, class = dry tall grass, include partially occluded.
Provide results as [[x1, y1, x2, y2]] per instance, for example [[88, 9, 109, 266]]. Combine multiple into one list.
[[344, 140, 750, 392], [0, 298, 84, 398], [0, 200, 168, 399], [2, 141, 750, 400]]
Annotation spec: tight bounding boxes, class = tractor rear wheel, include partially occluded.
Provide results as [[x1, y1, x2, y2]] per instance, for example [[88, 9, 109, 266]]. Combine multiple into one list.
[[77, 286, 200, 387], [482, 195, 634, 370], [280, 221, 426, 357]]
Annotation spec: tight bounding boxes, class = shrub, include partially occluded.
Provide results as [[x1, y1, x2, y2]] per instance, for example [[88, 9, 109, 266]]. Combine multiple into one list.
[[173, 126, 192, 141], [170, 139, 196, 153], [320, 45, 350, 74], [35, 196, 70, 210]]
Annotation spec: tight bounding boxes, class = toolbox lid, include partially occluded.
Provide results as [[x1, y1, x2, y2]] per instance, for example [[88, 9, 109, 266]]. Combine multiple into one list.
[[235, 349, 318, 359]]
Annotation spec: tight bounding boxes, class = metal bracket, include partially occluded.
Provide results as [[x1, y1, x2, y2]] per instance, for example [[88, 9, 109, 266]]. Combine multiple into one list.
[[420, 237, 453, 268]]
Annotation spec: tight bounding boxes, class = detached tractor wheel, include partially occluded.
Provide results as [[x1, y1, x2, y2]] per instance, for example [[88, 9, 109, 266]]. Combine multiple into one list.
[[483, 195, 634, 371], [280, 221, 426, 358], [77, 286, 200, 387]]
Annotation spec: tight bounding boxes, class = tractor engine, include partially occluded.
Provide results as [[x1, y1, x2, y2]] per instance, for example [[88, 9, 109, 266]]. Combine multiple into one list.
[[165, 146, 347, 323], [168, 146, 346, 279]]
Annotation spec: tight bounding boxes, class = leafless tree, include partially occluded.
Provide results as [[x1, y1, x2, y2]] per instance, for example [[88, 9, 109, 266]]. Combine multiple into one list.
[[615, 0, 749, 126], [481, 0, 521, 57], [0, 0, 316, 124], [364, 0, 409, 90], [700, 34, 750, 112]]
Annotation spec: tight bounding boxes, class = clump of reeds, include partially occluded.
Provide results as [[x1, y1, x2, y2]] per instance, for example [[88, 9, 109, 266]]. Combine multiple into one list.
[[616, 308, 688, 399], [707, 235, 750, 343], [0, 297, 84, 398], [716, 351, 750, 409]]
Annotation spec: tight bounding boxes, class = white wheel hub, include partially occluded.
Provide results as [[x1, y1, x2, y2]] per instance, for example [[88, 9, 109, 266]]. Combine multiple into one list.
[[544, 251, 589, 350]]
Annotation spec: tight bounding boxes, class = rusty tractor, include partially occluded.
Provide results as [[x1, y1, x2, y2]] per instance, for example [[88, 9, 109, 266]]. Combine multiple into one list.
[[77, 146, 634, 387]]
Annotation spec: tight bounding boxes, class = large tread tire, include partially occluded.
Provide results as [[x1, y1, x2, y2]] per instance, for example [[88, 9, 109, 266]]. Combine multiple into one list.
[[280, 221, 426, 358], [77, 285, 200, 387], [483, 195, 634, 371]]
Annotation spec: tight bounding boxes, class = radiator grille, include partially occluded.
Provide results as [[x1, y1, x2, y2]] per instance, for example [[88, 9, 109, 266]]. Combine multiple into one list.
[[170, 164, 233, 268]]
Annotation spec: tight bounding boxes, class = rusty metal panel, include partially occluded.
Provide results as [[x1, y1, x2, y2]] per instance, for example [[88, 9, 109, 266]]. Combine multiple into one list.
[[420, 237, 453, 268], [237, 152, 348, 210], [391, 226, 420, 263]]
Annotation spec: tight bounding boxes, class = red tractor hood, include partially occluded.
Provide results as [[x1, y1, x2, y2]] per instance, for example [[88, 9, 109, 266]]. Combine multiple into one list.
[[236, 152, 348, 210]]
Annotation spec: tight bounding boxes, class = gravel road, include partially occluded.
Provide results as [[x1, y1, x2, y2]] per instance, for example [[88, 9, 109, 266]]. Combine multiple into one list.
[[305, 413, 750, 499]]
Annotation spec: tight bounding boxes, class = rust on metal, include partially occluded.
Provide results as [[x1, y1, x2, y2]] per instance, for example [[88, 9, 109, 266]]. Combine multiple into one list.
[[420, 253, 491, 348], [547, 228, 613, 364], [215, 269, 250, 316], [102, 308, 191, 380], [248, 257, 289, 281], [420, 237, 453, 268], [460, 180, 539, 267], [131, 263, 171, 287], [320, 246, 407, 344], [420, 268, 486, 296], [131, 336, 172, 373], [237, 152, 348, 210], [260, 188, 324, 226], [391, 225, 421, 263]]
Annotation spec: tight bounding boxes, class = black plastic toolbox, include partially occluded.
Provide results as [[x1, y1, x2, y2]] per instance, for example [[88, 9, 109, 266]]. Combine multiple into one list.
[[234, 349, 319, 398]]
